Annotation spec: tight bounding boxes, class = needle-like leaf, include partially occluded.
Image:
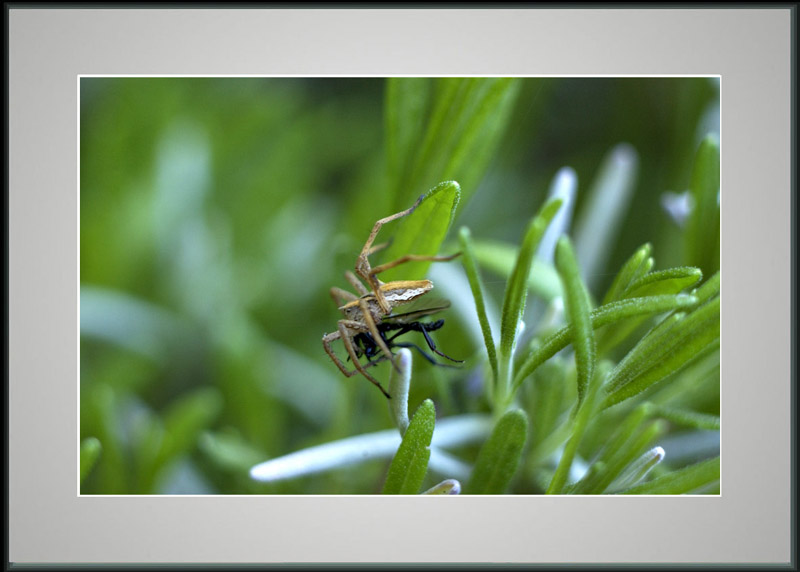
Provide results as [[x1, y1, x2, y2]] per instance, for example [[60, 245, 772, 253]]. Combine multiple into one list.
[[458, 226, 499, 383], [617, 456, 720, 494], [465, 409, 528, 494], [555, 236, 595, 404], [513, 293, 699, 392], [382, 399, 436, 494]]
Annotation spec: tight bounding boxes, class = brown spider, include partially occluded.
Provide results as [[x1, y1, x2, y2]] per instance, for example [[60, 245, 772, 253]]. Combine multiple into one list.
[[322, 194, 460, 398]]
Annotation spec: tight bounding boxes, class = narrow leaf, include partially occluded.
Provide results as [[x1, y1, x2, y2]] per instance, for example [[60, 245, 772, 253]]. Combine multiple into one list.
[[604, 295, 720, 407], [602, 243, 653, 305], [598, 265, 701, 354], [441, 79, 522, 195], [537, 168, 578, 264], [547, 364, 608, 494], [382, 399, 436, 494], [465, 409, 528, 494], [499, 198, 563, 359], [385, 78, 432, 190], [387, 78, 521, 212], [650, 405, 720, 430], [528, 359, 569, 451], [574, 143, 639, 288], [618, 456, 720, 494], [555, 236, 596, 404], [573, 420, 666, 494], [609, 446, 666, 492], [250, 414, 491, 483], [692, 271, 720, 304], [469, 239, 562, 301], [513, 293, 699, 392], [624, 266, 703, 299], [459, 227, 499, 382], [568, 403, 652, 493], [686, 135, 720, 277]]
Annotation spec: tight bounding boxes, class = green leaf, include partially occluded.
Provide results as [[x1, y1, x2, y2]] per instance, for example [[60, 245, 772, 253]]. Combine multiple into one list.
[[568, 403, 651, 493], [602, 243, 653, 305], [649, 405, 720, 430], [598, 265, 702, 354], [386, 78, 521, 211], [499, 198, 563, 360], [686, 135, 720, 277], [458, 227, 499, 383], [527, 359, 569, 451], [624, 267, 703, 299], [513, 293, 699, 392], [609, 445, 666, 492], [692, 271, 720, 304], [618, 456, 720, 494], [555, 236, 596, 404], [573, 143, 639, 288], [468, 239, 562, 302], [438, 79, 521, 199], [646, 347, 720, 410], [382, 399, 436, 494], [604, 294, 720, 408], [497, 198, 562, 406], [80, 437, 102, 484], [465, 409, 528, 494], [572, 420, 666, 494], [547, 363, 609, 494], [378, 181, 461, 282], [385, 78, 432, 191]]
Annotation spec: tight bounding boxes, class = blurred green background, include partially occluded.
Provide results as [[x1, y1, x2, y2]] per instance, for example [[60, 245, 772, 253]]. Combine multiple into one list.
[[80, 77, 719, 494]]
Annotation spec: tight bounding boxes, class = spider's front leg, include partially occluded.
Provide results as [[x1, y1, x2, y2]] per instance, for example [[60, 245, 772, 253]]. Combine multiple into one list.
[[323, 320, 391, 399], [330, 286, 358, 307], [322, 330, 359, 378], [355, 195, 425, 314]]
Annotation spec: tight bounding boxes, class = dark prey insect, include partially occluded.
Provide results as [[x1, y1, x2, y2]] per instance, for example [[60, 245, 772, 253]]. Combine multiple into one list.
[[351, 312, 463, 369]]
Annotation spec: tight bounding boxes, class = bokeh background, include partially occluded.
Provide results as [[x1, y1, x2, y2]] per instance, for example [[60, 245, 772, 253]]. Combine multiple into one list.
[[80, 77, 719, 494]]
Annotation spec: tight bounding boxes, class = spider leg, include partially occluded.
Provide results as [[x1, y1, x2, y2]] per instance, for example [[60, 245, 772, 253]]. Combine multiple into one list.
[[366, 240, 391, 256], [330, 286, 358, 306], [368, 252, 462, 278], [322, 330, 359, 378], [359, 195, 425, 260], [355, 195, 426, 314], [337, 320, 391, 398], [344, 270, 369, 296]]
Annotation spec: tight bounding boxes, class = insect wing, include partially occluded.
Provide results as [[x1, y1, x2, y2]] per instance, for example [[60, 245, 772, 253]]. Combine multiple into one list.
[[385, 298, 451, 323]]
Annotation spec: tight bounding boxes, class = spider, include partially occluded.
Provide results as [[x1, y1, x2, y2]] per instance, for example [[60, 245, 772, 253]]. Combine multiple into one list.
[[322, 195, 460, 398]]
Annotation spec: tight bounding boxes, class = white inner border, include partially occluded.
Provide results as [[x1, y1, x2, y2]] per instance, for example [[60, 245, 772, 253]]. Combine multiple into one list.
[[10, 7, 792, 565]]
